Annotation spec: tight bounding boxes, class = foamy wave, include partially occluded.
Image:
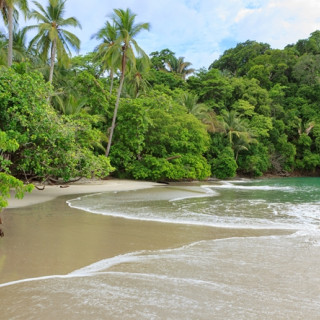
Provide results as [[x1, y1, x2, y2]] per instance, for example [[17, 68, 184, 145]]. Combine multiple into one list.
[[169, 187, 218, 202], [0, 274, 85, 288], [287, 229, 320, 246], [202, 184, 294, 191], [70, 251, 146, 276]]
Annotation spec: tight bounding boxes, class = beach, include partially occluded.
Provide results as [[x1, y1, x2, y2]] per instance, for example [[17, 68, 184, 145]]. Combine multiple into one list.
[[1, 179, 281, 284], [6, 179, 161, 209], [1, 178, 319, 319]]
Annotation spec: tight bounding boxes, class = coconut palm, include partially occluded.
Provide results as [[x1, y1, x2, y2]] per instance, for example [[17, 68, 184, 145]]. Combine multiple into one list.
[[222, 110, 256, 157], [0, 31, 7, 65], [104, 8, 150, 157], [0, 27, 27, 66], [166, 56, 194, 79], [122, 55, 151, 98], [0, 0, 28, 66], [200, 110, 224, 133], [93, 21, 119, 94], [26, 0, 81, 83], [12, 25, 28, 61], [57, 94, 88, 115], [222, 110, 246, 144], [178, 92, 209, 118]]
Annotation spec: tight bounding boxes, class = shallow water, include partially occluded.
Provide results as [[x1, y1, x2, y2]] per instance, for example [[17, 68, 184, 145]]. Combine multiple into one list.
[[0, 177, 320, 319]]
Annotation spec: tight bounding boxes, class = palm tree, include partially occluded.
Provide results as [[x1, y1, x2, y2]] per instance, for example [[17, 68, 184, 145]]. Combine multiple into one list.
[[93, 21, 119, 94], [26, 0, 81, 83], [122, 55, 150, 98], [222, 110, 256, 159], [57, 94, 88, 115], [104, 8, 150, 157], [12, 25, 28, 61], [0, 0, 28, 66], [166, 56, 194, 79], [222, 110, 247, 144], [178, 92, 209, 118], [0, 31, 7, 65], [200, 110, 224, 133]]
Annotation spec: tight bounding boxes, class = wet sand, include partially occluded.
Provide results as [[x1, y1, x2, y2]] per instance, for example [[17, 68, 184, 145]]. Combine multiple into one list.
[[0, 180, 288, 284]]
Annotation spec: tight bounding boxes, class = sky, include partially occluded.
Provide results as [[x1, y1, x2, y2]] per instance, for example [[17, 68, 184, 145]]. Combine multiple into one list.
[[2, 0, 320, 70]]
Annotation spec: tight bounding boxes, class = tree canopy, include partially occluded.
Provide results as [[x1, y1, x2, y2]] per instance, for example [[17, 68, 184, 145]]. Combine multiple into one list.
[[1, 2, 320, 211]]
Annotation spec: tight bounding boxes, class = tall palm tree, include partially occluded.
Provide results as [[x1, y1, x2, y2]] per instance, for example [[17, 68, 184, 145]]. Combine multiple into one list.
[[122, 55, 150, 98], [0, 0, 28, 66], [12, 25, 28, 61], [93, 21, 119, 94], [166, 56, 194, 79], [26, 0, 81, 83], [0, 31, 7, 65], [104, 8, 150, 157]]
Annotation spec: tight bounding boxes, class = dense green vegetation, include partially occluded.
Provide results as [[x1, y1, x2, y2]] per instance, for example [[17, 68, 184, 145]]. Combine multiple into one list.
[[1, 0, 320, 210]]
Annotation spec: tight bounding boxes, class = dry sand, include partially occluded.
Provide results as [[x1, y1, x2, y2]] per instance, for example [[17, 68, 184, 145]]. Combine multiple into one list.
[[7, 179, 161, 209]]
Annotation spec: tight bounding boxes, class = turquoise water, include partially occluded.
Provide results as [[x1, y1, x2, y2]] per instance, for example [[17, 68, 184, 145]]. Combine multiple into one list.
[[68, 177, 320, 232], [1, 177, 320, 319]]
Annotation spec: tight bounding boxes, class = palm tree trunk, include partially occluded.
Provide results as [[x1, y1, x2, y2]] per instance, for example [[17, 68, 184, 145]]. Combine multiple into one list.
[[49, 40, 56, 83], [105, 72, 125, 157], [105, 51, 127, 157], [7, 5, 13, 67], [109, 70, 114, 95]]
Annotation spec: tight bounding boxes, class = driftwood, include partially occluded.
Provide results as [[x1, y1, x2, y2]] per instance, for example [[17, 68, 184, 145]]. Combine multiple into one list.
[[33, 177, 82, 190], [48, 177, 82, 184], [35, 185, 46, 190]]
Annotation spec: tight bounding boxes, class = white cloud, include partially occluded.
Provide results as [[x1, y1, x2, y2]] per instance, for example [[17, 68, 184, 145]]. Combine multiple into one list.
[[232, 0, 320, 48], [4, 0, 320, 70], [234, 8, 260, 23]]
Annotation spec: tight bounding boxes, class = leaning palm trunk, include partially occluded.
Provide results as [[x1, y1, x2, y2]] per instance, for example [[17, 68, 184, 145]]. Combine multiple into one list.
[[105, 72, 124, 156], [109, 70, 114, 94], [49, 40, 56, 83], [105, 53, 126, 157], [7, 6, 13, 66]]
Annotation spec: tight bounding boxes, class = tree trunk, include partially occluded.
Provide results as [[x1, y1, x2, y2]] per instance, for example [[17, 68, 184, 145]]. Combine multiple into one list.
[[105, 51, 127, 157], [7, 6, 13, 67], [49, 40, 56, 83], [105, 72, 125, 157], [109, 69, 114, 95]]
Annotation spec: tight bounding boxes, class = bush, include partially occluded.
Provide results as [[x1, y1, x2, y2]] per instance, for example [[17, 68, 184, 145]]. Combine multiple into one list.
[[0, 68, 114, 182], [110, 92, 211, 181], [211, 147, 237, 179]]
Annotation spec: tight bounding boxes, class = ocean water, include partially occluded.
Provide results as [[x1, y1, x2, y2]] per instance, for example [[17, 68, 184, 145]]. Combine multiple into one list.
[[68, 177, 320, 232], [1, 177, 320, 319]]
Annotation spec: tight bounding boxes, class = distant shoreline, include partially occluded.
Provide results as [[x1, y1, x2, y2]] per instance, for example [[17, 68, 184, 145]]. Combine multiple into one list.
[[6, 174, 319, 210]]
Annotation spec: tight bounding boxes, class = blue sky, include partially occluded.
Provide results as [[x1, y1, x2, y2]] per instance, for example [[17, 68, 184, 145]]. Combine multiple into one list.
[[2, 0, 320, 70]]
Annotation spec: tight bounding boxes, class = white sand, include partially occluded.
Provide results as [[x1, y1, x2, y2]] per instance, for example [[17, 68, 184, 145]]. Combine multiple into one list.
[[7, 179, 161, 209]]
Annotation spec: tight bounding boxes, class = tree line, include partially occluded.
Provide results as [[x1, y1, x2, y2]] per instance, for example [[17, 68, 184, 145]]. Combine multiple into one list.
[[1, 0, 320, 211]]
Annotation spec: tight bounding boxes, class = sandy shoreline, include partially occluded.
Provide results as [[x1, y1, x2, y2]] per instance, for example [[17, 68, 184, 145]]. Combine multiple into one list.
[[1, 178, 290, 285], [1, 179, 318, 319], [7, 179, 162, 209]]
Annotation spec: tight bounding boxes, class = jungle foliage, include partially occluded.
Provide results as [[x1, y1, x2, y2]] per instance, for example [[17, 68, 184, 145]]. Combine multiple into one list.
[[1, 2, 320, 210]]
